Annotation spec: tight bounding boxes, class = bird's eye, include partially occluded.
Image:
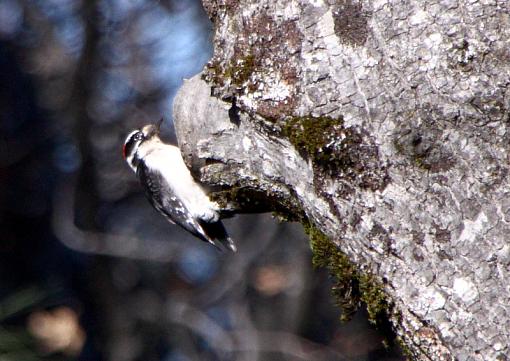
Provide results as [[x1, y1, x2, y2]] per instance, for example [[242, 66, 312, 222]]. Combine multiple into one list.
[[123, 130, 143, 159]]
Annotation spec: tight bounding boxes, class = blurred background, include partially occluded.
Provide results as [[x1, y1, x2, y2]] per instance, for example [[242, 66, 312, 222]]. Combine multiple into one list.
[[0, 0, 405, 360]]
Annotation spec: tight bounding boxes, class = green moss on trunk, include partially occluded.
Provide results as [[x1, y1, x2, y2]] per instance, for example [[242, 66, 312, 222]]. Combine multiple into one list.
[[281, 116, 388, 192], [304, 222, 392, 324], [207, 54, 256, 88], [282, 116, 346, 174]]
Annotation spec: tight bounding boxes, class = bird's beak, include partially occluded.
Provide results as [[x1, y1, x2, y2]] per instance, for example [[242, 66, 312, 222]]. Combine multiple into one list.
[[156, 118, 164, 133]]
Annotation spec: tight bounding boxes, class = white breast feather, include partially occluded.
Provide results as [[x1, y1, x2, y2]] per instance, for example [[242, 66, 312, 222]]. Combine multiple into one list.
[[139, 141, 219, 222]]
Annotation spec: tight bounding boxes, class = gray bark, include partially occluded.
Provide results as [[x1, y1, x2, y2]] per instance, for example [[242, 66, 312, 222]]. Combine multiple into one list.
[[173, 0, 510, 360]]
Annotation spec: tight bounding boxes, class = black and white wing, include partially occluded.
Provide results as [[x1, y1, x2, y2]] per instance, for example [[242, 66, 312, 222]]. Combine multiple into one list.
[[136, 162, 235, 251]]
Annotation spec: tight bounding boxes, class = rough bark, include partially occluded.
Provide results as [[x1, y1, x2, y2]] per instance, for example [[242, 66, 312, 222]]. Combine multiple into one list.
[[173, 1, 510, 360]]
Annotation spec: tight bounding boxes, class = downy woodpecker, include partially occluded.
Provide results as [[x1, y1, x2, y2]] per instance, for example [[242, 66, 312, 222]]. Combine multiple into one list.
[[122, 120, 236, 252]]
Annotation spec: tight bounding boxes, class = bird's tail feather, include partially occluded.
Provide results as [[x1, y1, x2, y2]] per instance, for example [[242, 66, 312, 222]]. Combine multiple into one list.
[[199, 220, 236, 252]]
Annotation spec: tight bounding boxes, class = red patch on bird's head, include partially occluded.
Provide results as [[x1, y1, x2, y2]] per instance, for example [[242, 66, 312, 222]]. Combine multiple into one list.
[[122, 143, 127, 159]]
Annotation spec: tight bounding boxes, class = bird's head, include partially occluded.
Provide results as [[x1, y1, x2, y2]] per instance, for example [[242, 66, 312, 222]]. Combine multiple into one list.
[[123, 118, 163, 171]]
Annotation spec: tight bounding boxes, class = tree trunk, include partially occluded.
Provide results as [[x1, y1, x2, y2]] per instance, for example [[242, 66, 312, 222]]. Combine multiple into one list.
[[173, 1, 510, 360]]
